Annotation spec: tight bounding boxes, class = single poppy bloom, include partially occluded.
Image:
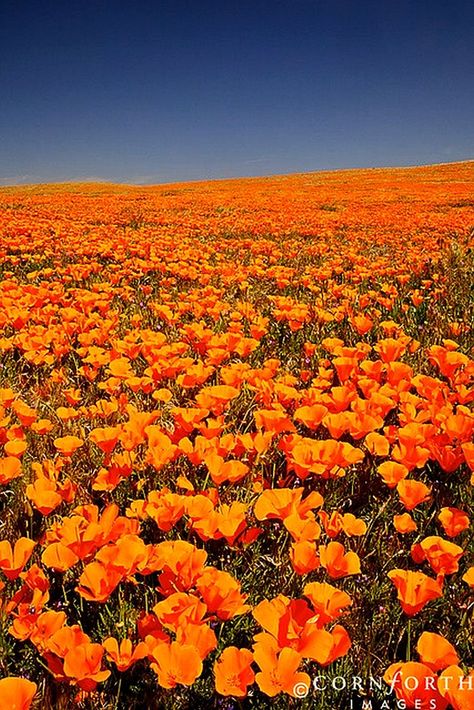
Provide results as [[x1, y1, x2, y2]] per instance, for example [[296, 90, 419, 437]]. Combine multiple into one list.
[[195, 567, 250, 620], [253, 635, 310, 698], [290, 541, 320, 574], [76, 561, 122, 603], [153, 592, 207, 631], [0, 456, 22, 484], [205, 452, 249, 485], [102, 637, 148, 672], [26, 478, 63, 515], [4, 439, 27, 458], [383, 661, 447, 709], [397, 479, 431, 511], [303, 581, 352, 627], [438, 665, 474, 709], [298, 624, 351, 666], [53, 435, 84, 456], [150, 641, 203, 688], [0, 677, 37, 710], [213, 647, 255, 698], [342, 513, 367, 536], [416, 632, 459, 672], [319, 541, 360, 579], [175, 621, 217, 661], [437, 507, 470, 538], [393, 513, 417, 534], [42, 542, 79, 572], [387, 569, 443, 615], [462, 566, 474, 588], [293, 404, 328, 430], [89, 426, 121, 454], [29, 610, 67, 651], [284, 511, 321, 542], [11, 400, 37, 427], [0, 538, 36, 580], [377, 461, 409, 488], [254, 408, 296, 434], [63, 642, 111, 691], [411, 536, 464, 575]]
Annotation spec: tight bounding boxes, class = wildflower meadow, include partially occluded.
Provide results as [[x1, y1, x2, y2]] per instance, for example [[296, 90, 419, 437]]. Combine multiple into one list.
[[0, 161, 473, 709]]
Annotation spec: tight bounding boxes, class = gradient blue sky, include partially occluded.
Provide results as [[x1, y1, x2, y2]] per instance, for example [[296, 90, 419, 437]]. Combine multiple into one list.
[[1, 0, 473, 185]]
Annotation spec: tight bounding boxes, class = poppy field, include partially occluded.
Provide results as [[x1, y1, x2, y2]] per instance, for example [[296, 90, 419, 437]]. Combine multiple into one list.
[[0, 161, 473, 709]]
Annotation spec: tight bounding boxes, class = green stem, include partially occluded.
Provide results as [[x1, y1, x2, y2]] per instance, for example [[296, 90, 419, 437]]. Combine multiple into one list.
[[406, 618, 411, 661], [114, 675, 122, 710]]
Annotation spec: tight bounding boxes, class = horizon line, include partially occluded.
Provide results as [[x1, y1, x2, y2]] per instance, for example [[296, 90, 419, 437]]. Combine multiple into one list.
[[1, 157, 473, 190]]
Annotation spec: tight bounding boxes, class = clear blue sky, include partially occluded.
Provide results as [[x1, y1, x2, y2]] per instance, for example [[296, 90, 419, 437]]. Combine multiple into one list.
[[1, 0, 473, 185]]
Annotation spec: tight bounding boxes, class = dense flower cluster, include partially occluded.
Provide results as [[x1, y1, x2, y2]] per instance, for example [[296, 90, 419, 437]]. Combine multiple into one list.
[[0, 162, 472, 708]]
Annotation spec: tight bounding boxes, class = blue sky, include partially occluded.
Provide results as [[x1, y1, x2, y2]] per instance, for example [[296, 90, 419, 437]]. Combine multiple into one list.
[[1, 0, 473, 185]]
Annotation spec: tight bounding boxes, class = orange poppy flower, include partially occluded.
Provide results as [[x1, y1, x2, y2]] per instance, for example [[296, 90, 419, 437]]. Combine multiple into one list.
[[298, 624, 352, 666], [4, 439, 27, 457], [318, 510, 344, 538], [195, 385, 240, 415], [150, 641, 203, 688], [145, 427, 177, 470], [319, 541, 360, 579], [303, 581, 353, 627], [145, 490, 185, 532], [0, 677, 37, 710], [352, 314, 373, 335], [0, 538, 35, 580], [462, 566, 474, 588], [29, 610, 67, 651], [63, 642, 111, 691], [397, 479, 431, 510], [41, 542, 79, 572], [0, 456, 22, 484], [26, 478, 63, 515], [153, 592, 207, 631], [284, 510, 321, 542], [341, 513, 367, 536], [30, 418, 54, 435], [411, 536, 464, 575], [253, 635, 309, 698], [95, 534, 148, 578], [377, 461, 409, 488], [205, 452, 249, 485], [11, 400, 37, 427], [438, 665, 474, 710], [89, 426, 121, 454], [293, 404, 328, 430], [195, 567, 250, 620], [393, 513, 418, 534], [374, 337, 407, 363], [383, 661, 448, 709], [213, 646, 255, 698], [154, 540, 208, 595], [437, 507, 470, 537], [365, 431, 390, 457], [53, 435, 84, 456], [387, 569, 443, 615], [254, 408, 296, 434], [290, 541, 320, 574], [254, 487, 324, 522], [102, 637, 148, 672], [175, 621, 217, 660], [252, 594, 313, 651], [462, 441, 474, 470], [0, 388, 15, 407], [416, 632, 459, 672], [76, 561, 123, 603]]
